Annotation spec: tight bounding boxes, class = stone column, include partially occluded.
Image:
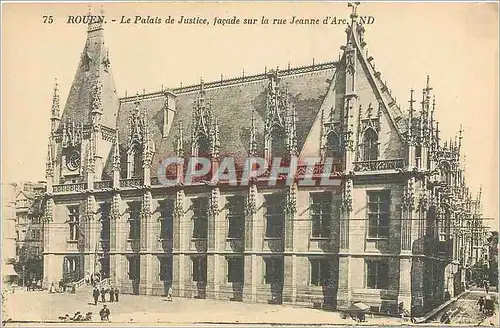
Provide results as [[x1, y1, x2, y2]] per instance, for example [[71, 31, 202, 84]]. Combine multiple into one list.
[[282, 255, 296, 304], [206, 187, 220, 299], [139, 189, 152, 294], [398, 256, 412, 313], [411, 258, 425, 316], [243, 255, 257, 302], [110, 192, 123, 287], [85, 192, 99, 276], [174, 254, 185, 298]]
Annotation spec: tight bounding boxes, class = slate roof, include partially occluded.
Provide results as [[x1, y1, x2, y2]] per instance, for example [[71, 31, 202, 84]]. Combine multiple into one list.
[[107, 63, 338, 178], [59, 28, 119, 130]]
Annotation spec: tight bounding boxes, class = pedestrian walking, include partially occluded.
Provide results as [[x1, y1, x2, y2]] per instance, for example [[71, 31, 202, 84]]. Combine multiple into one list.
[[99, 304, 110, 322], [478, 296, 485, 312], [114, 287, 119, 302], [109, 287, 115, 302], [49, 281, 55, 293], [92, 286, 100, 306], [166, 286, 173, 301], [100, 286, 106, 303], [485, 280, 490, 294]]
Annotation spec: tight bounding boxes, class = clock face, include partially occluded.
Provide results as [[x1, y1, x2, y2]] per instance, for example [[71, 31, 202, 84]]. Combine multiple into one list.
[[66, 150, 80, 171]]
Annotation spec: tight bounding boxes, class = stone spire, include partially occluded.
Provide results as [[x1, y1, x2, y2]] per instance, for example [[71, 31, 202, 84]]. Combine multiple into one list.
[[458, 124, 463, 157], [249, 109, 257, 157], [46, 141, 54, 179], [142, 104, 153, 168], [112, 130, 120, 172], [288, 100, 298, 157], [430, 95, 435, 150], [407, 89, 415, 145], [176, 122, 184, 157], [212, 117, 220, 160], [50, 79, 60, 133], [58, 6, 119, 130]]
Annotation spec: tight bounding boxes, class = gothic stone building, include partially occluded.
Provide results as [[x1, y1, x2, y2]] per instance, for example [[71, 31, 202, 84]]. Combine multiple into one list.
[[15, 181, 46, 285], [43, 8, 483, 316]]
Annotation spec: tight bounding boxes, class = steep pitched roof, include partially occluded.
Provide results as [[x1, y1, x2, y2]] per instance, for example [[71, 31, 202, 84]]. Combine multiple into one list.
[[58, 20, 119, 130], [104, 63, 337, 178], [348, 17, 405, 142]]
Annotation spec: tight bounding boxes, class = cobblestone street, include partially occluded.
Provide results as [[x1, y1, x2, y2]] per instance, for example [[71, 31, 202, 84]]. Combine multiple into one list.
[[2, 288, 405, 325], [433, 290, 498, 326]]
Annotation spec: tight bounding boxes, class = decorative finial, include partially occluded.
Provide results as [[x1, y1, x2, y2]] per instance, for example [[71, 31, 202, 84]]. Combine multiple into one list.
[[424, 75, 433, 96], [409, 89, 415, 113], [87, 5, 105, 32], [348, 2, 360, 22], [249, 109, 257, 157], [458, 124, 463, 153], [51, 78, 60, 117], [112, 129, 120, 172], [176, 121, 184, 156]]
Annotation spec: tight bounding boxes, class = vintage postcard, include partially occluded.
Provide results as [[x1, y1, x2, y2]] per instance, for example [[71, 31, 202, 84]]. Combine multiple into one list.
[[1, 1, 499, 326]]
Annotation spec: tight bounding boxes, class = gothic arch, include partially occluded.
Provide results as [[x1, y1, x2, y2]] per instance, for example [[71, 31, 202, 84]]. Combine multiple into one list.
[[362, 127, 378, 161], [439, 160, 452, 185], [127, 143, 143, 179], [325, 131, 342, 161], [270, 127, 287, 159]]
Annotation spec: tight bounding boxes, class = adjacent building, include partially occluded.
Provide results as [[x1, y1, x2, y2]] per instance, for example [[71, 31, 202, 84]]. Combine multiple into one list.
[[14, 181, 46, 285], [2, 183, 18, 284], [42, 6, 487, 316]]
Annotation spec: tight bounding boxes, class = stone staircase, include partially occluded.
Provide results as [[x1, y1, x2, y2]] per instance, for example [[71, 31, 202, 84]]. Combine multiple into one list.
[[67, 278, 112, 294]]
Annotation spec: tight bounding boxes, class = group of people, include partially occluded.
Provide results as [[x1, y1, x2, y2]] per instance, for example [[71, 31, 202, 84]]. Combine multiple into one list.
[[92, 285, 119, 305], [91, 286, 115, 322], [59, 307, 109, 322], [25, 279, 42, 291], [59, 311, 92, 322], [476, 279, 496, 317]]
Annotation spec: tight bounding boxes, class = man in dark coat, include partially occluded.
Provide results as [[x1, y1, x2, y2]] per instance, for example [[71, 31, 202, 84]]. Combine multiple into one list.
[[100, 286, 106, 303], [99, 305, 110, 322], [114, 287, 119, 302], [478, 296, 485, 312], [109, 287, 115, 302], [92, 287, 99, 306]]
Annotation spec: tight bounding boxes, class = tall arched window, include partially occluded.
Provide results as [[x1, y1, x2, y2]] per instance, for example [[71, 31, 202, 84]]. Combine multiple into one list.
[[440, 162, 452, 185], [363, 129, 378, 161], [270, 128, 287, 159], [197, 135, 211, 158], [128, 144, 143, 178], [325, 132, 342, 162]]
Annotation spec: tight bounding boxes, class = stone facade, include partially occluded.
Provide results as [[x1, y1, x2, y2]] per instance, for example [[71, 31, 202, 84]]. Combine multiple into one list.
[[14, 181, 46, 285], [41, 5, 487, 317], [2, 183, 18, 284]]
